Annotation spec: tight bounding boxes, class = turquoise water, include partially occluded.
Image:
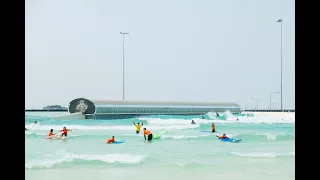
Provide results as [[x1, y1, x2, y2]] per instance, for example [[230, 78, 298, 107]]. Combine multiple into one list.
[[25, 112, 294, 180]]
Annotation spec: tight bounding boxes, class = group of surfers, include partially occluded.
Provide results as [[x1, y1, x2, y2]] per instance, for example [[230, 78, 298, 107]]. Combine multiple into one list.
[[26, 118, 229, 143], [25, 121, 72, 139], [106, 119, 229, 144], [107, 120, 152, 144]]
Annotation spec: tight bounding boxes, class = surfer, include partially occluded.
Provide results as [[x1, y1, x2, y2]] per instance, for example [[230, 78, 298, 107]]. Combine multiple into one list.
[[216, 112, 219, 117], [106, 136, 116, 144], [133, 120, 143, 134], [201, 116, 205, 119], [212, 123, 216, 132], [25, 121, 37, 131], [59, 127, 72, 137], [143, 128, 153, 141], [48, 129, 55, 137], [191, 120, 196, 124], [217, 134, 228, 139]]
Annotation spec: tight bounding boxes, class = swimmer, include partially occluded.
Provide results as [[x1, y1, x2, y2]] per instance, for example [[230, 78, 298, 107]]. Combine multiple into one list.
[[143, 128, 153, 141], [106, 136, 116, 144], [59, 127, 72, 137], [211, 123, 216, 132], [133, 120, 143, 134], [191, 120, 196, 124]]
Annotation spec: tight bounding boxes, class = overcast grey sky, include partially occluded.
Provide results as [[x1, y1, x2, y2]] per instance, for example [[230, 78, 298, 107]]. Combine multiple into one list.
[[25, 0, 295, 109]]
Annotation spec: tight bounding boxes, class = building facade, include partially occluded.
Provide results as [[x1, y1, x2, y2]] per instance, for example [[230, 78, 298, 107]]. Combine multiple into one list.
[[68, 98, 241, 119]]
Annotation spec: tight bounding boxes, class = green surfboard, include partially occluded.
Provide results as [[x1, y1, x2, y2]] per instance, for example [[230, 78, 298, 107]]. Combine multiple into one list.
[[152, 130, 168, 139]]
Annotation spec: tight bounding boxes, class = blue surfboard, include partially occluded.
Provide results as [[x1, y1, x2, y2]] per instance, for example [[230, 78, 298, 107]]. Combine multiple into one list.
[[218, 137, 241, 143], [111, 140, 125, 144], [200, 130, 217, 133]]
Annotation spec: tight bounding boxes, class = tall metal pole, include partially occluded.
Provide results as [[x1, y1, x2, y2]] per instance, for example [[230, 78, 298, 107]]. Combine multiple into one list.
[[270, 92, 279, 110], [120, 32, 129, 100], [277, 19, 283, 111]]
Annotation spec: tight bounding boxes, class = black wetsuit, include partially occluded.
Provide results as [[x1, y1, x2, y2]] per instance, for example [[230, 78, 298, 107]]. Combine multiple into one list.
[[147, 134, 153, 141]]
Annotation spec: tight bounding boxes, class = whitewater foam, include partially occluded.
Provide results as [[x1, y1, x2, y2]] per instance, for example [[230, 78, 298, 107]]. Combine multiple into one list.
[[25, 153, 146, 169], [231, 152, 295, 158]]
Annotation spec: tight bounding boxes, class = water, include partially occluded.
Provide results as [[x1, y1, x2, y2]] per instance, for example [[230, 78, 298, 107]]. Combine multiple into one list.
[[25, 111, 295, 180]]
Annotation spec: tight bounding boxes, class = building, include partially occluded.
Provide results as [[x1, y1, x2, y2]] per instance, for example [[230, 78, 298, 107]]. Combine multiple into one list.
[[67, 98, 241, 119]]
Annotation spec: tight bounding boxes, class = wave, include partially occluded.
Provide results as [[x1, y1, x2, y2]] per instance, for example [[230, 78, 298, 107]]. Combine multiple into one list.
[[232, 133, 295, 141], [231, 152, 295, 158], [25, 153, 145, 169], [29, 123, 198, 131], [161, 134, 210, 139], [139, 116, 294, 125]]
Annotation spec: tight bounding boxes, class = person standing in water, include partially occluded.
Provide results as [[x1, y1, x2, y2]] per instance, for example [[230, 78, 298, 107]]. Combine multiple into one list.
[[133, 120, 143, 134], [143, 128, 153, 141], [59, 127, 72, 137], [212, 123, 216, 132]]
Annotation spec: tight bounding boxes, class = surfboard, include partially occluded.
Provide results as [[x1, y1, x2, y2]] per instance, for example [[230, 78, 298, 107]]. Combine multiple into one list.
[[46, 136, 63, 140], [218, 137, 241, 143], [152, 130, 168, 139], [200, 130, 214, 133], [110, 140, 125, 144]]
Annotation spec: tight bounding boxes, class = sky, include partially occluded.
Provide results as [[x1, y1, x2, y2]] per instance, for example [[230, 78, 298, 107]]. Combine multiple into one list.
[[25, 0, 295, 110]]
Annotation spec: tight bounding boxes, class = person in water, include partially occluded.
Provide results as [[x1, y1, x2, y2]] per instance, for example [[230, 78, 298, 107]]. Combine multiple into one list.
[[216, 112, 219, 117], [191, 120, 196, 124], [211, 123, 216, 132], [25, 121, 38, 131], [201, 116, 205, 119], [59, 127, 72, 137], [48, 129, 55, 137], [106, 136, 116, 144], [143, 128, 153, 141], [218, 134, 228, 139], [133, 120, 143, 134]]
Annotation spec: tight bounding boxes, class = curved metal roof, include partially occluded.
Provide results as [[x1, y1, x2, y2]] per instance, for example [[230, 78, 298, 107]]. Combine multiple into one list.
[[91, 100, 240, 107]]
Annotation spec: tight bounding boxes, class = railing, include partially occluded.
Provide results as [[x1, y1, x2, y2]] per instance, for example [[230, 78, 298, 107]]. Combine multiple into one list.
[[243, 109, 295, 112]]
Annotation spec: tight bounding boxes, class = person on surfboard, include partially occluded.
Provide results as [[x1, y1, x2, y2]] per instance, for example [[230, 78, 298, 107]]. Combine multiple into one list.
[[106, 136, 116, 144], [201, 116, 205, 119], [191, 120, 196, 124], [143, 128, 153, 141], [216, 112, 219, 117], [133, 121, 143, 134], [25, 121, 37, 131], [217, 134, 228, 139], [212, 123, 216, 132], [59, 127, 72, 137]]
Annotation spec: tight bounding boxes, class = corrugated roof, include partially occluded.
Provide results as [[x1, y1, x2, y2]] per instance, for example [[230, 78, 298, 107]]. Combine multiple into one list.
[[92, 100, 240, 107]]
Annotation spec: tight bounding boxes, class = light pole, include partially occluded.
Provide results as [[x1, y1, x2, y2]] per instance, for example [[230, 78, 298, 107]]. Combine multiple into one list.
[[120, 32, 129, 100], [250, 98, 259, 111], [276, 19, 283, 111], [270, 92, 279, 110]]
